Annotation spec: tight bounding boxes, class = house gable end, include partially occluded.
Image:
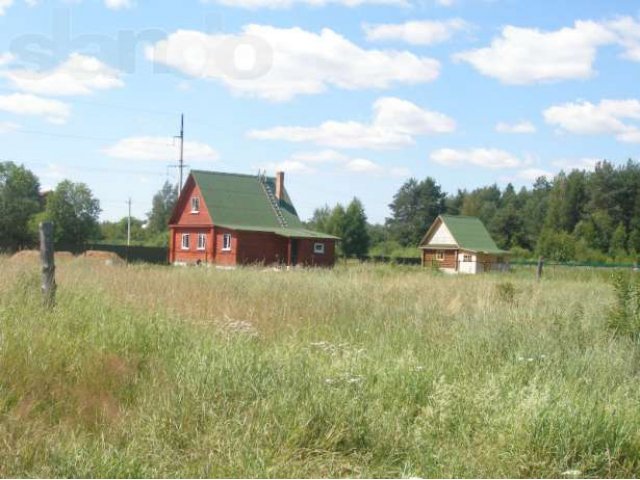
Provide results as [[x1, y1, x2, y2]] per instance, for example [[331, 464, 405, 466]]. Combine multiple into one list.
[[169, 175, 214, 227], [427, 221, 457, 247], [419, 217, 459, 248]]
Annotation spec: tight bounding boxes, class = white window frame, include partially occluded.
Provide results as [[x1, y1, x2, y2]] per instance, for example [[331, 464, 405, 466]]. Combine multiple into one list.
[[222, 233, 232, 252], [197, 233, 206, 251], [181, 233, 190, 250], [191, 196, 200, 213], [314, 242, 325, 254], [463, 254, 473, 262], [435, 250, 445, 261]]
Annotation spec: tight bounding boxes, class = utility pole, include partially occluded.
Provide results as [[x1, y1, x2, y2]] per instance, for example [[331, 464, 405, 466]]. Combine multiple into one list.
[[177, 114, 185, 192], [127, 198, 132, 247], [39, 222, 56, 309]]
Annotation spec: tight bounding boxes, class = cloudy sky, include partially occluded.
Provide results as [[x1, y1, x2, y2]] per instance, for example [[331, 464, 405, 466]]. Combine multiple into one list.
[[0, 0, 638, 222]]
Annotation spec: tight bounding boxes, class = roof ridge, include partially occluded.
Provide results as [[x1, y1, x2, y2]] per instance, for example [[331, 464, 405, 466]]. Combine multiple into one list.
[[191, 170, 274, 180], [440, 214, 480, 219]]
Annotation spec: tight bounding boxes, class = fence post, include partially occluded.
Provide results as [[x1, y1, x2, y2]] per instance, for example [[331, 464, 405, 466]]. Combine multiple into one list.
[[39, 222, 56, 308], [536, 256, 544, 281]]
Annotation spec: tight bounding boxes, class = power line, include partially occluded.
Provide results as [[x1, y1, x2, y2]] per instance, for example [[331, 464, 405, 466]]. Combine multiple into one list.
[[8, 126, 178, 147], [3, 156, 172, 177], [0, 87, 182, 118]]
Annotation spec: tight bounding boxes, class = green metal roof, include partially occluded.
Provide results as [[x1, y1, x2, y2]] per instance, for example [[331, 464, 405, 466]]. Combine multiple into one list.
[[190, 170, 339, 240], [421, 214, 508, 254]]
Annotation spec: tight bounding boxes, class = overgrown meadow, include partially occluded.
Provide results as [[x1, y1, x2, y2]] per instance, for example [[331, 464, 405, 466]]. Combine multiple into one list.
[[0, 256, 639, 478]]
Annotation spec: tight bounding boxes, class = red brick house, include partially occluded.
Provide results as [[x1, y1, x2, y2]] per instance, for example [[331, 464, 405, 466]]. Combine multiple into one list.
[[168, 170, 339, 267]]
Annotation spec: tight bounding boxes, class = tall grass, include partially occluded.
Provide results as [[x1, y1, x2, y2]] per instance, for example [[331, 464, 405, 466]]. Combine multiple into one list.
[[0, 256, 638, 477]]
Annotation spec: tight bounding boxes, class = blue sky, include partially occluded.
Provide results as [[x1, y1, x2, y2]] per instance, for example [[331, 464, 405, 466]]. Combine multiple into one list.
[[0, 0, 639, 223]]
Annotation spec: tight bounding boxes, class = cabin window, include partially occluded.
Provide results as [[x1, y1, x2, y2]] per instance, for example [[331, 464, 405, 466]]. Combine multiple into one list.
[[463, 254, 473, 262], [314, 242, 325, 254], [181, 234, 190, 250], [435, 251, 445, 261], [191, 196, 200, 213], [197, 233, 206, 251], [222, 233, 232, 251]]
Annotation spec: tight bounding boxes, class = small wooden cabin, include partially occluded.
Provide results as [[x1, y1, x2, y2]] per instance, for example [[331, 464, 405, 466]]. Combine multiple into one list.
[[419, 215, 509, 274], [168, 170, 339, 267]]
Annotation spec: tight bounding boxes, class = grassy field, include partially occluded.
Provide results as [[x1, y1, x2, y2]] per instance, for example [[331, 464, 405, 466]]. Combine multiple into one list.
[[0, 256, 638, 478]]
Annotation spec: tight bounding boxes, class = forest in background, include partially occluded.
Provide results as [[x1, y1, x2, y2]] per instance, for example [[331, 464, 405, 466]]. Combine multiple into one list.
[[310, 160, 640, 262], [3, 160, 640, 263]]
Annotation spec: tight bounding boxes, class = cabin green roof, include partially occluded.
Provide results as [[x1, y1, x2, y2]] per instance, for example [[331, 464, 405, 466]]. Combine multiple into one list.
[[189, 170, 339, 240], [420, 214, 508, 254]]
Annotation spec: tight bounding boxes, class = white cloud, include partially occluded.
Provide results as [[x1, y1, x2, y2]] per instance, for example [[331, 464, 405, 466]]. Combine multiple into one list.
[[344, 157, 383, 174], [606, 16, 640, 61], [430, 148, 523, 169], [146, 25, 440, 101], [263, 159, 317, 174], [0, 52, 14, 66], [516, 168, 553, 181], [496, 120, 536, 134], [0, 0, 130, 14], [364, 19, 468, 45], [260, 149, 409, 177], [0, 121, 20, 133], [249, 97, 455, 149], [0, 93, 70, 123], [543, 98, 640, 143], [201, 0, 407, 8], [104, 136, 219, 162], [454, 20, 616, 84], [2, 53, 124, 96], [105, 0, 134, 9], [551, 157, 601, 171], [0, 0, 13, 15]]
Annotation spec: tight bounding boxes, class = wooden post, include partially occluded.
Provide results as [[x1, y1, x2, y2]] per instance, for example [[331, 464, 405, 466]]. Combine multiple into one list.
[[39, 222, 56, 308], [536, 256, 544, 281]]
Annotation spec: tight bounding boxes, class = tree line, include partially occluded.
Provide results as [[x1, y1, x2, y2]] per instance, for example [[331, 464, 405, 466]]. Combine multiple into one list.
[[4, 159, 640, 262], [310, 160, 640, 262], [0, 161, 178, 250]]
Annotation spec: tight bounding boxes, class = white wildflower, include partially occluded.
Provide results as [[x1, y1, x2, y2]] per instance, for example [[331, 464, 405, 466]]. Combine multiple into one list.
[[562, 469, 582, 477]]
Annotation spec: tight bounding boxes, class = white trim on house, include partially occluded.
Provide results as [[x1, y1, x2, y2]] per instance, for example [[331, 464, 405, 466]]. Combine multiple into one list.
[[222, 233, 232, 251], [197, 233, 206, 251], [181, 233, 190, 250], [314, 242, 325, 254], [191, 196, 200, 213]]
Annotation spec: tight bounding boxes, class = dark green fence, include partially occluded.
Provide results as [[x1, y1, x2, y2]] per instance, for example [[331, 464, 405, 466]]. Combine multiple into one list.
[[55, 244, 168, 264], [355, 255, 422, 266], [511, 259, 638, 269]]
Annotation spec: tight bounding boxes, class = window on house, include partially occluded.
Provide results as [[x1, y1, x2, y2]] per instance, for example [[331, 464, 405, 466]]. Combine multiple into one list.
[[222, 233, 232, 251], [463, 254, 473, 262], [181, 234, 190, 250], [191, 196, 200, 213], [197, 233, 206, 251], [435, 251, 445, 261], [314, 242, 325, 254]]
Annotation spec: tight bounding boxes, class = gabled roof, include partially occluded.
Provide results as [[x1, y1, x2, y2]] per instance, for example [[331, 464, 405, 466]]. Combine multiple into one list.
[[181, 170, 338, 240], [419, 214, 508, 254]]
